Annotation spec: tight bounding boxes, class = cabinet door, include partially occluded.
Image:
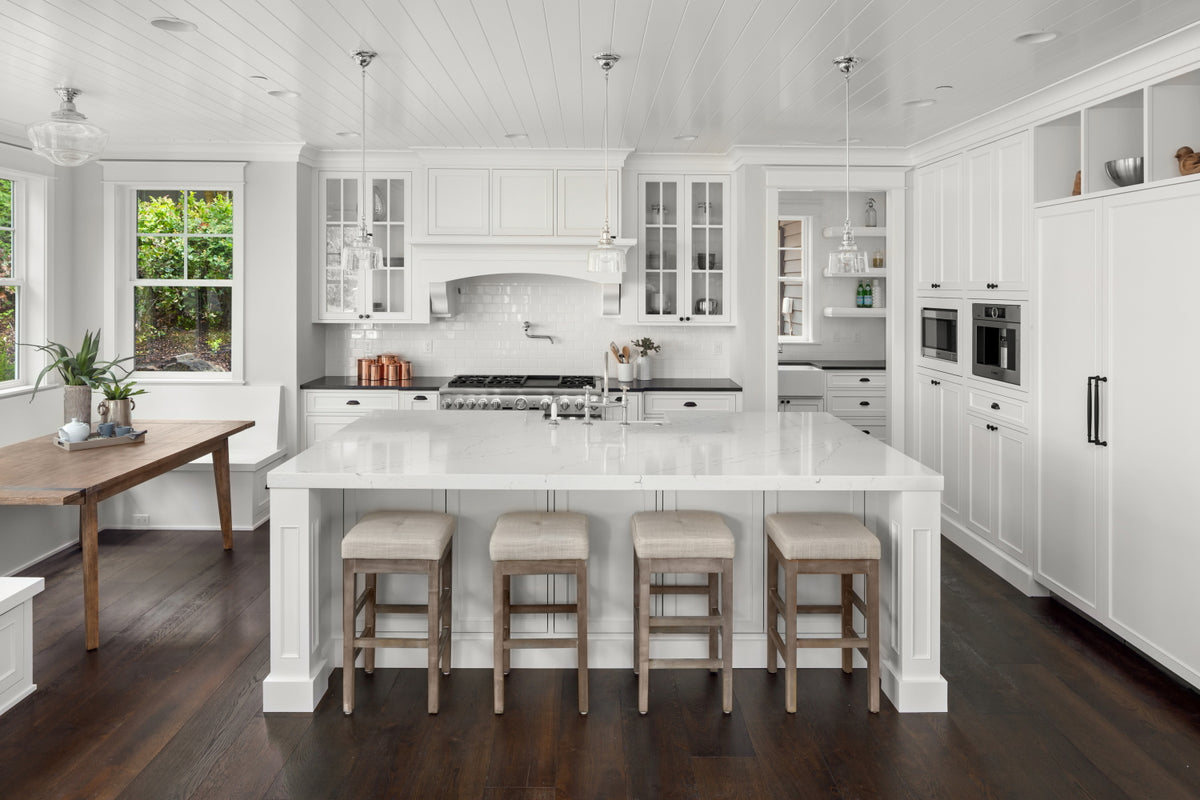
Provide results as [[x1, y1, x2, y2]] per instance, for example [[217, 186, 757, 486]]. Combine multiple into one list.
[[965, 146, 996, 287], [1105, 183, 1200, 675], [686, 178, 730, 323], [994, 424, 1031, 561], [993, 133, 1029, 288], [319, 175, 365, 320], [1035, 201, 1105, 610], [638, 177, 682, 321], [964, 414, 995, 542], [914, 373, 963, 522], [367, 176, 410, 319], [492, 169, 554, 235], [557, 170, 618, 237], [427, 169, 489, 234], [915, 156, 963, 291]]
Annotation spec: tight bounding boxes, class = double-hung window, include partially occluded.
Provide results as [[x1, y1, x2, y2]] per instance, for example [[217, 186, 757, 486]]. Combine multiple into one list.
[[104, 162, 244, 381], [0, 169, 48, 391], [0, 177, 16, 383]]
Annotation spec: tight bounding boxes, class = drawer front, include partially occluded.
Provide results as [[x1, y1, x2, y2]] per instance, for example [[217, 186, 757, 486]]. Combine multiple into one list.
[[305, 391, 400, 413], [826, 391, 887, 416], [826, 371, 888, 389], [847, 421, 889, 444], [399, 391, 439, 411], [966, 387, 1028, 429], [643, 392, 739, 416]]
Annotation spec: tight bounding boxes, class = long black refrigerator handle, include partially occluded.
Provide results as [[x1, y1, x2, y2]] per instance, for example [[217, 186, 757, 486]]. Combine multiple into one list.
[[1094, 376, 1108, 446], [1086, 376, 1096, 444]]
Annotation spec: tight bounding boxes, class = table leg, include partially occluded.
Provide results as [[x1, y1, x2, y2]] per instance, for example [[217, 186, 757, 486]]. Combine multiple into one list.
[[80, 500, 100, 651], [213, 439, 233, 550]]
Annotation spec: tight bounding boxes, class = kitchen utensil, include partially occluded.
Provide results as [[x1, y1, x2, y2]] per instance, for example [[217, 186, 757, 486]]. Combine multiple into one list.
[[622, 345, 631, 363], [610, 342, 623, 363], [1104, 157, 1143, 186]]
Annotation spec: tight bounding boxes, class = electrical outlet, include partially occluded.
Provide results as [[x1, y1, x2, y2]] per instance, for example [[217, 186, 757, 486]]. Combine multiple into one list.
[[422, 340, 433, 354], [350, 329, 364, 339], [712, 341, 723, 356], [132, 513, 149, 525], [365, 329, 378, 339]]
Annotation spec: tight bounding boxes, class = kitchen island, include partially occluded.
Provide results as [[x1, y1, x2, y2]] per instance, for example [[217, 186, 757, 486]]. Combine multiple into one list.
[[264, 411, 946, 713]]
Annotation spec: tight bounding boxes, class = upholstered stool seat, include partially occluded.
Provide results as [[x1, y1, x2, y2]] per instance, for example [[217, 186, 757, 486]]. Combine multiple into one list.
[[765, 512, 881, 713], [631, 510, 734, 715], [491, 511, 589, 715], [342, 511, 455, 716]]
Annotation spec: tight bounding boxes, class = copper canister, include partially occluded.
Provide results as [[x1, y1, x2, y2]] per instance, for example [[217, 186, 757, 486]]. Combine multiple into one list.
[[400, 360, 412, 380], [368, 363, 383, 382], [379, 353, 398, 364], [357, 357, 376, 381], [385, 362, 401, 382]]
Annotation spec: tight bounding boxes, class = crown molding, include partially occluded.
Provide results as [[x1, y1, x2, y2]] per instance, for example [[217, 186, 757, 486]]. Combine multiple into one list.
[[410, 147, 632, 169], [96, 141, 308, 163], [730, 145, 911, 169]]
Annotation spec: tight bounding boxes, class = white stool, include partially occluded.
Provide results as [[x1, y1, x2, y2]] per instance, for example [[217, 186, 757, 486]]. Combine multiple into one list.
[[631, 510, 734, 715], [342, 510, 455, 715], [765, 512, 881, 713], [490, 511, 590, 715]]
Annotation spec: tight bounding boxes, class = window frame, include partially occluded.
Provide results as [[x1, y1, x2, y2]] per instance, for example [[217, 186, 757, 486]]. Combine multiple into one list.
[[102, 162, 245, 384], [0, 166, 50, 397]]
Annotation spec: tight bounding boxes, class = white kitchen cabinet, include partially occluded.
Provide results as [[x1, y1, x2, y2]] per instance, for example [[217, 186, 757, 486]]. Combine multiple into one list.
[[302, 390, 438, 448], [823, 371, 888, 443], [491, 169, 554, 235], [642, 390, 741, 420], [427, 168, 490, 235], [965, 132, 1030, 291], [637, 175, 732, 324], [914, 155, 963, 293], [318, 173, 412, 321], [557, 170, 619, 237], [913, 370, 963, 523], [1036, 181, 1200, 689], [964, 408, 1032, 564]]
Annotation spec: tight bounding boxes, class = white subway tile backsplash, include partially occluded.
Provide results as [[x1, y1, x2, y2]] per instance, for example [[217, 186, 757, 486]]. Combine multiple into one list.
[[326, 276, 732, 379]]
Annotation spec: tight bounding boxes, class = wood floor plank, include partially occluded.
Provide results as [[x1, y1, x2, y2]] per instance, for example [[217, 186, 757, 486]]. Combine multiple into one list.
[[689, 756, 771, 800], [619, 670, 699, 799], [553, 669, 628, 800], [484, 669, 561, 789]]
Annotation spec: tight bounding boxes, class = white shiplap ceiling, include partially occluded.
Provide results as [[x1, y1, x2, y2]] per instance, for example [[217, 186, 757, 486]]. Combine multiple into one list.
[[1, 0, 1198, 157]]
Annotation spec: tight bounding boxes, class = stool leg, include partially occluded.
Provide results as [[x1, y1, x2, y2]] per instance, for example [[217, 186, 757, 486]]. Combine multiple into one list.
[[576, 561, 589, 715], [784, 560, 798, 714], [441, 543, 453, 676], [502, 573, 512, 675], [867, 561, 880, 713], [841, 574, 854, 674], [343, 561, 356, 715], [721, 559, 733, 715], [632, 553, 640, 676], [427, 560, 440, 715], [766, 544, 778, 673], [493, 563, 505, 714], [363, 572, 377, 674], [708, 572, 719, 673], [637, 557, 651, 715]]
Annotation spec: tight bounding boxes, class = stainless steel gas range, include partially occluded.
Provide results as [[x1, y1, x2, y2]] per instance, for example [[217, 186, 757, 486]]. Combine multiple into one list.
[[439, 374, 599, 416]]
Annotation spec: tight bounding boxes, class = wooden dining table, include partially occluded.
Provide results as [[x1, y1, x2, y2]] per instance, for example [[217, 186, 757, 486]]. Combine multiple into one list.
[[0, 419, 253, 650]]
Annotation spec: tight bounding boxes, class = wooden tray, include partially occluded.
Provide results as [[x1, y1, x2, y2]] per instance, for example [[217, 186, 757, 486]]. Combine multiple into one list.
[[54, 431, 147, 451]]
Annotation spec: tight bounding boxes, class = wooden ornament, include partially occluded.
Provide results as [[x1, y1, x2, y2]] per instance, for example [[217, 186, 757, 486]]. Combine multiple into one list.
[[1176, 146, 1200, 176], [1072, 170, 1082, 196]]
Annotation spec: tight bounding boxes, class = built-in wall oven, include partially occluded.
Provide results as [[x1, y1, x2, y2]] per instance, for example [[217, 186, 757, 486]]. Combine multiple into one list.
[[921, 307, 959, 364], [972, 303, 1021, 385]]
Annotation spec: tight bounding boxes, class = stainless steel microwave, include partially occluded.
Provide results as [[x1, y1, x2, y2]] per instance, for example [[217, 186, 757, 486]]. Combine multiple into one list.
[[921, 307, 958, 363]]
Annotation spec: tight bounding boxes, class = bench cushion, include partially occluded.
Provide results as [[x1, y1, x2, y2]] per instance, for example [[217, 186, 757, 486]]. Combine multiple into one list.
[[765, 512, 880, 561], [489, 512, 589, 561], [631, 511, 734, 559], [342, 511, 455, 561]]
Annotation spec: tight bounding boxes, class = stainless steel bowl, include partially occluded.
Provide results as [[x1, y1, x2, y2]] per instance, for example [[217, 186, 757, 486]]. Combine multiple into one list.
[[1105, 157, 1144, 187]]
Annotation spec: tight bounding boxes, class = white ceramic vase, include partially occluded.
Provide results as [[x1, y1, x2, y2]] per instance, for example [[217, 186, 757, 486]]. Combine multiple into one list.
[[616, 362, 635, 383], [636, 355, 652, 381]]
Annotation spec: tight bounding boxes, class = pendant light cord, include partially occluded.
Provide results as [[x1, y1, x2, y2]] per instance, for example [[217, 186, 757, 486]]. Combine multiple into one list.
[[602, 62, 611, 237], [843, 62, 851, 230], [360, 59, 368, 235]]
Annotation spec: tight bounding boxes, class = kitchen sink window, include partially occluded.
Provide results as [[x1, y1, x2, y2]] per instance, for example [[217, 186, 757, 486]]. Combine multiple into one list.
[[0, 177, 16, 385], [0, 170, 49, 393], [103, 162, 244, 382], [777, 215, 812, 342]]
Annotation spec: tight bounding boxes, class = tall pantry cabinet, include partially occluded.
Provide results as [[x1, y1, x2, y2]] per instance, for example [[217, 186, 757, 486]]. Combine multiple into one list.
[[1036, 180, 1200, 688]]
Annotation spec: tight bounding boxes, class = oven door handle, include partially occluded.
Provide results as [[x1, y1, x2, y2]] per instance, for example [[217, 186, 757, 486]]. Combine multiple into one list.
[[1094, 376, 1108, 447], [1086, 376, 1096, 445]]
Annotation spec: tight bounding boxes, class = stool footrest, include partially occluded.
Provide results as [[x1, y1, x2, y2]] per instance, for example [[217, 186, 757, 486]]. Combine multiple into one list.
[[650, 657, 724, 670], [795, 604, 845, 615], [356, 635, 431, 649], [505, 637, 579, 650], [508, 603, 579, 615], [376, 603, 430, 615], [649, 615, 723, 629], [795, 636, 868, 649], [650, 584, 711, 596]]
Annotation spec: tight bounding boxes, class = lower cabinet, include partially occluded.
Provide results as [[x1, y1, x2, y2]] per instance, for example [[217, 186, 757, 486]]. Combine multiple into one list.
[[642, 391, 742, 420], [913, 370, 963, 523], [824, 370, 888, 443], [303, 390, 439, 448], [964, 411, 1032, 563]]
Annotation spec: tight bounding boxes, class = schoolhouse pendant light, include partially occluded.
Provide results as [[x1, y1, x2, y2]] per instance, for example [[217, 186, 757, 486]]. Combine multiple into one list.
[[829, 56, 868, 275], [26, 87, 109, 167], [586, 52, 625, 273], [341, 50, 383, 274]]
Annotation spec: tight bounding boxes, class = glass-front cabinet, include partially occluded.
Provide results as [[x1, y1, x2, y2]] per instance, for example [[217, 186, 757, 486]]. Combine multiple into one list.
[[318, 172, 411, 321], [637, 175, 731, 324]]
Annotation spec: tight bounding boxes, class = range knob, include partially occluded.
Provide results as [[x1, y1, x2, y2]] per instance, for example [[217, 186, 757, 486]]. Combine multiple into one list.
[[451, 397, 465, 410], [538, 396, 553, 412], [558, 397, 572, 412], [441, 398, 453, 409], [488, 398, 503, 410], [513, 397, 529, 411], [464, 398, 477, 410], [573, 398, 586, 412]]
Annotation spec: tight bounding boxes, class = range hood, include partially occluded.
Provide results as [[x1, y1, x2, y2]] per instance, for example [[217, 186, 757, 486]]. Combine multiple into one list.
[[414, 237, 635, 317]]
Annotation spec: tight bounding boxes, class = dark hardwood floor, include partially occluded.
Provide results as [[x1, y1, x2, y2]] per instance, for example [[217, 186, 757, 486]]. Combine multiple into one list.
[[3, 526, 1200, 799]]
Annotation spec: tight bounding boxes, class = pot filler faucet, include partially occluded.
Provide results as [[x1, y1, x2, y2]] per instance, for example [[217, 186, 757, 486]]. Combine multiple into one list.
[[523, 321, 554, 344]]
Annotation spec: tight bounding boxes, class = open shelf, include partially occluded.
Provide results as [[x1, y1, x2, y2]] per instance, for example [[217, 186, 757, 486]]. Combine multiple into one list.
[[821, 226, 888, 239], [823, 269, 888, 279], [823, 307, 886, 318]]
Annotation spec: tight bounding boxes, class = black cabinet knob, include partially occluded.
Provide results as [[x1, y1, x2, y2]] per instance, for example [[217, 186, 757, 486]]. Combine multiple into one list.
[[859, 400, 870, 407], [683, 401, 698, 408], [931, 380, 940, 386], [859, 377, 870, 383], [346, 399, 360, 406], [990, 402, 1000, 410]]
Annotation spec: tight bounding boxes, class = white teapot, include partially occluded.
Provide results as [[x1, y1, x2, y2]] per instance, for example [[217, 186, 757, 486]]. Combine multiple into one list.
[[58, 418, 90, 443]]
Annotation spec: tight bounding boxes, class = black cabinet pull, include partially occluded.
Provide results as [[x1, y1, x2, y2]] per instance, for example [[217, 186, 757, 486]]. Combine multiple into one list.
[[990, 402, 1000, 410], [413, 395, 427, 401], [931, 379, 940, 386], [1086, 376, 1095, 444], [683, 401, 698, 408], [1094, 376, 1108, 446], [859, 377, 870, 383], [346, 399, 360, 406], [859, 400, 870, 407], [986, 424, 998, 432]]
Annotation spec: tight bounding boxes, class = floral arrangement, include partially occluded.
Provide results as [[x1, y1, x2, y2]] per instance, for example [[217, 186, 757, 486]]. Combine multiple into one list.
[[631, 337, 661, 358]]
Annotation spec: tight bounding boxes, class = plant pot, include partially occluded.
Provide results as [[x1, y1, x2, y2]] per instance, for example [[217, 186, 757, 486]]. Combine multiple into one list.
[[64, 385, 93, 429], [636, 355, 652, 381], [97, 397, 135, 428]]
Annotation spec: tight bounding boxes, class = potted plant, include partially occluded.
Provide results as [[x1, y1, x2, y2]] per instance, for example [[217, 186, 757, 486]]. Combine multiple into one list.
[[631, 337, 661, 381], [97, 375, 147, 428], [22, 329, 132, 427]]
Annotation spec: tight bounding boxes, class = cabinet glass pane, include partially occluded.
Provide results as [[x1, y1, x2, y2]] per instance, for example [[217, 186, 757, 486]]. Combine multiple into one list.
[[691, 272, 722, 316]]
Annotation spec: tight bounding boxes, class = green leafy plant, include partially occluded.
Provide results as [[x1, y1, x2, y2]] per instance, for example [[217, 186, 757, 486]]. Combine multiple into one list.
[[99, 375, 147, 400], [631, 337, 661, 358], [21, 329, 133, 399]]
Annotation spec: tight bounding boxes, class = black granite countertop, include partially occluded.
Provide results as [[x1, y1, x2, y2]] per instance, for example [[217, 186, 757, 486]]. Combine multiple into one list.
[[779, 360, 886, 370], [614, 378, 742, 392], [300, 376, 451, 391]]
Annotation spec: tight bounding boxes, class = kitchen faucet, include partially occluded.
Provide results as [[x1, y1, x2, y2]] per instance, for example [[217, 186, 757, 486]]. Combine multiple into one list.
[[522, 321, 554, 344]]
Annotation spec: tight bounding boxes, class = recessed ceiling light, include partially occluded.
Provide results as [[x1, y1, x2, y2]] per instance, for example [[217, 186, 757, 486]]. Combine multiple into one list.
[[674, 134, 698, 142], [336, 131, 360, 138], [249, 75, 269, 82], [504, 132, 528, 140], [1015, 30, 1058, 45], [904, 98, 936, 108], [150, 17, 197, 33], [268, 89, 299, 99], [935, 84, 954, 92]]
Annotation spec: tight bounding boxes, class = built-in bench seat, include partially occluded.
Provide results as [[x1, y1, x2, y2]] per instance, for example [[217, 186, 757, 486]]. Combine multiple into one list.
[[99, 385, 287, 531], [0, 577, 44, 716]]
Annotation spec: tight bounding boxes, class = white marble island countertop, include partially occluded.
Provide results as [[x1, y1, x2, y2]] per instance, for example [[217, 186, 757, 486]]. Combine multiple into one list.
[[268, 411, 942, 493]]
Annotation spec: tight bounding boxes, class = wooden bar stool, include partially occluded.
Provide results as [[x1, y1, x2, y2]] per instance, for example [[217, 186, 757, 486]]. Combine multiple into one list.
[[631, 510, 734, 715], [342, 510, 455, 715], [765, 512, 881, 713], [490, 511, 589, 715]]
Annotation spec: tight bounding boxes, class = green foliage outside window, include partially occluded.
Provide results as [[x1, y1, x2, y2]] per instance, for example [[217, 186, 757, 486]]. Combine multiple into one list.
[[1, 178, 14, 381]]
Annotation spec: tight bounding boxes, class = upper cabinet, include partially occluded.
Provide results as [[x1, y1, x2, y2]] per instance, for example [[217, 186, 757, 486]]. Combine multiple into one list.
[[318, 172, 412, 322], [914, 155, 963, 293], [426, 167, 618, 238], [637, 174, 732, 324]]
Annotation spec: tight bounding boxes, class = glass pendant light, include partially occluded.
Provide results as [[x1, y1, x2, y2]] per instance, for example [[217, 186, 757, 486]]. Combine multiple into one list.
[[26, 87, 109, 167], [341, 50, 383, 274], [829, 56, 868, 275], [586, 52, 625, 273]]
